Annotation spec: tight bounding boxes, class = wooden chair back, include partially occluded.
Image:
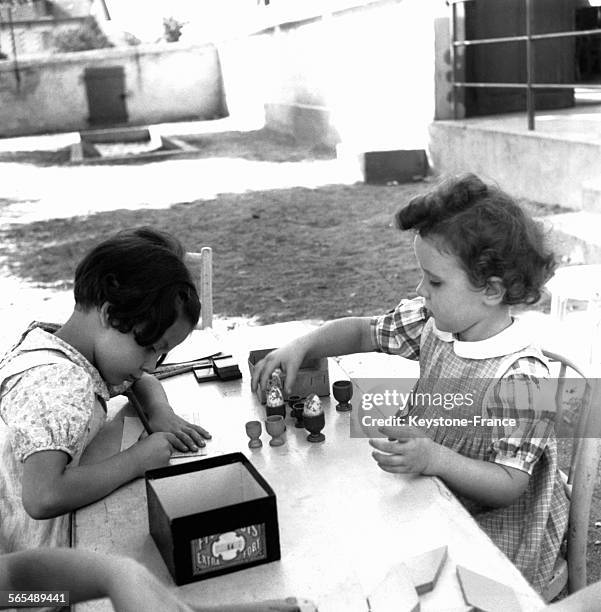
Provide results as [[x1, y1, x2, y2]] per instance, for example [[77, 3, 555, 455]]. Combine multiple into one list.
[[185, 247, 213, 329], [542, 349, 601, 600]]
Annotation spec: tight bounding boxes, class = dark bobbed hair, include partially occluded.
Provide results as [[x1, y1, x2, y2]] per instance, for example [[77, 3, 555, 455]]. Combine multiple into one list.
[[395, 173, 556, 305], [74, 227, 200, 346]]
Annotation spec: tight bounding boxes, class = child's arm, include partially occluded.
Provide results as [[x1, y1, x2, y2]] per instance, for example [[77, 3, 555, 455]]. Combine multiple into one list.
[[131, 373, 211, 451], [0, 548, 311, 612], [21, 432, 176, 519], [251, 317, 375, 394], [369, 426, 530, 508], [0, 548, 193, 612]]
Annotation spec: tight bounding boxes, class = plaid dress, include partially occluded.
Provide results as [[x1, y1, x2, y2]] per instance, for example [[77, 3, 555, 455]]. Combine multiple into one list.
[[371, 297, 569, 594]]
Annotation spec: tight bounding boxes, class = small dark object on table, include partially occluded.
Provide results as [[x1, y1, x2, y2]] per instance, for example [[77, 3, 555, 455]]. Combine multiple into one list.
[[287, 394, 302, 412], [265, 415, 286, 447], [265, 370, 286, 418], [212, 355, 242, 381], [245, 420, 263, 449], [304, 413, 325, 443], [291, 401, 305, 428], [303, 394, 325, 443], [193, 365, 219, 383], [332, 380, 353, 412]]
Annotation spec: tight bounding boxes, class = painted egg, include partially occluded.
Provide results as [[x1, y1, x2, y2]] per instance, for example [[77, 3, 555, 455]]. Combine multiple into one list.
[[303, 393, 322, 416], [266, 384, 284, 408]]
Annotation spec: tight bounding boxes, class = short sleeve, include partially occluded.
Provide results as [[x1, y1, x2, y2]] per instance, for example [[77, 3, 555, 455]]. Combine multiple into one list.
[[370, 297, 428, 360], [487, 365, 555, 475], [108, 380, 133, 398], [1, 362, 96, 463]]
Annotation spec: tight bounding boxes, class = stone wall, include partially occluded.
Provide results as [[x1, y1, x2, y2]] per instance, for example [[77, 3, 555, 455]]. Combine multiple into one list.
[[0, 41, 226, 136]]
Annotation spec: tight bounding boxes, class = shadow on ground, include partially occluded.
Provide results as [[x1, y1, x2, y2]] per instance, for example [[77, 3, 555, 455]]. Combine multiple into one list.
[[0, 183, 424, 324], [0, 129, 337, 167]]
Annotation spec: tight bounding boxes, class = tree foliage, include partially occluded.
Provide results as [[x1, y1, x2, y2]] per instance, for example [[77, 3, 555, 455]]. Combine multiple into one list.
[[52, 17, 113, 53], [162, 16, 185, 43]]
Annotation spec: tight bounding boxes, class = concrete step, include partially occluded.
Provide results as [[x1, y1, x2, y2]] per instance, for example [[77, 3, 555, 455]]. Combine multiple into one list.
[[582, 179, 601, 213], [541, 211, 601, 265], [429, 119, 601, 210]]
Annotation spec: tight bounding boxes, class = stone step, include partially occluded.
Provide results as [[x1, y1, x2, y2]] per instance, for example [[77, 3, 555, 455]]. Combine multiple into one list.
[[429, 119, 601, 210], [582, 179, 601, 213]]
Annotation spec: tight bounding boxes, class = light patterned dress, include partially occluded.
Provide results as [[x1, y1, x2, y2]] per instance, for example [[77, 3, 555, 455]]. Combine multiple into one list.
[[0, 323, 112, 555], [371, 297, 569, 593]]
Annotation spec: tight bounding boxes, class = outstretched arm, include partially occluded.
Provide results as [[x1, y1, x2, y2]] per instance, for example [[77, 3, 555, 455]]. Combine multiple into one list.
[[370, 426, 529, 508], [251, 317, 374, 394], [0, 549, 192, 612], [0, 549, 312, 612]]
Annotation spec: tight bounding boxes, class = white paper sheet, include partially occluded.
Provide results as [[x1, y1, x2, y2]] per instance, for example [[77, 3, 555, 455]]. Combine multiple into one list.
[[120, 415, 222, 464], [121, 416, 145, 451]]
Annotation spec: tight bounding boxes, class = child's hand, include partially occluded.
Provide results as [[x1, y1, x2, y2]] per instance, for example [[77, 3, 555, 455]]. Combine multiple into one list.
[[131, 432, 177, 476], [250, 342, 306, 395], [369, 426, 442, 476], [148, 408, 211, 452]]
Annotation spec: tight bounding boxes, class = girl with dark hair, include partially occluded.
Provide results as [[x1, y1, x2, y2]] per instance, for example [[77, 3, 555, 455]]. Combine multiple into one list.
[[251, 174, 566, 594], [0, 227, 210, 557]]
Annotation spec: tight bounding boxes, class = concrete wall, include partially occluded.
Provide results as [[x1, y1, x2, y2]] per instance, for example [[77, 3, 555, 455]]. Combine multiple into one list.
[[429, 121, 601, 209], [220, 0, 445, 153], [0, 42, 225, 136]]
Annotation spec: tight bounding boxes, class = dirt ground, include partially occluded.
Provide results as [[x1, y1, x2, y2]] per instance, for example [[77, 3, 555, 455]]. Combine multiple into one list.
[[0, 126, 599, 588], [0, 128, 563, 325]]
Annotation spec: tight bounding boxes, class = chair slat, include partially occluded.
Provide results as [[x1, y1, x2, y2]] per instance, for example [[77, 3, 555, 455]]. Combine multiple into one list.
[[185, 248, 213, 329], [541, 349, 601, 599]]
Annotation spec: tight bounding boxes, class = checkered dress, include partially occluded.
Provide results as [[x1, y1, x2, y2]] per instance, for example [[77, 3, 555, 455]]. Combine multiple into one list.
[[371, 298, 569, 594]]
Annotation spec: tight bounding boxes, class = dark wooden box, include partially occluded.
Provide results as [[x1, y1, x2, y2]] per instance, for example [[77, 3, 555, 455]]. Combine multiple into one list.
[[248, 348, 329, 404], [146, 453, 281, 585]]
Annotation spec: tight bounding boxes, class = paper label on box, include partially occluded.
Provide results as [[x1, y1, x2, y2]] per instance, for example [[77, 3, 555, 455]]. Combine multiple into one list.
[[190, 523, 267, 575]]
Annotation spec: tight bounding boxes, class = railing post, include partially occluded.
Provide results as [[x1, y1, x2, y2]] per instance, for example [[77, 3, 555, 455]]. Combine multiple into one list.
[[450, 1, 457, 120], [525, 0, 535, 130]]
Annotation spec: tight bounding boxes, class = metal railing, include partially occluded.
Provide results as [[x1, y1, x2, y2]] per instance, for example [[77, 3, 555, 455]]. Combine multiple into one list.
[[0, 6, 21, 89], [450, 0, 601, 130]]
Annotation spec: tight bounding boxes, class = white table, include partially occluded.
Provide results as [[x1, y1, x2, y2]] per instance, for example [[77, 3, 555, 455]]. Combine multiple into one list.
[[73, 323, 544, 611]]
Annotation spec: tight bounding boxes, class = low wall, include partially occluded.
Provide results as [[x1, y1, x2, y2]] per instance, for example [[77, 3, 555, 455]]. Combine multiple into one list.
[[429, 120, 601, 210], [0, 42, 226, 136]]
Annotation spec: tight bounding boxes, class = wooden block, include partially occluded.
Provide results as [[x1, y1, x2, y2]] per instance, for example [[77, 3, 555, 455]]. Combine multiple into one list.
[[367, 564, 420, 612], [212, 356, 238, 370], [407, 545, 448, 594], [211, 355, 242, 380], [193, 366, 219, 383], [456, 566, 522, 612]]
